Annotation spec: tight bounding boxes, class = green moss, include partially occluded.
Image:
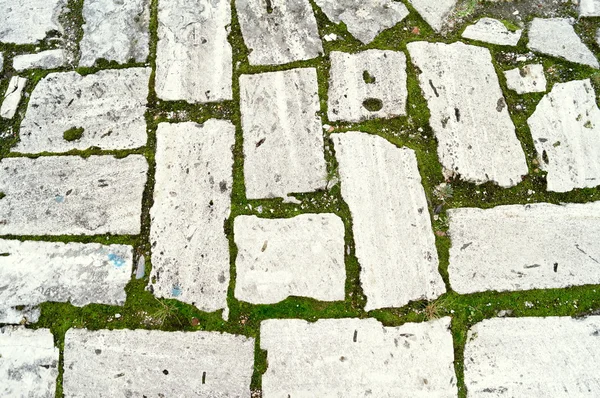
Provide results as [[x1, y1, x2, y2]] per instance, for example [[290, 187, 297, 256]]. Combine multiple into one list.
[[62, 127, 85, 142]]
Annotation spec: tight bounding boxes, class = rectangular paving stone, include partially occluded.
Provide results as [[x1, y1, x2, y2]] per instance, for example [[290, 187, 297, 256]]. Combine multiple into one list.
[[581, 0, 600, 16], [63, 329, 254, 397], [234, 214, 346, 304], [13, 49, 68, 71], [155, 0, 232, 103], [261, 317, 457, 397], [462, 18, 522, 46], [332, 131, 445, 311], [0, 155, 148, 235], [0, 76, 27, 119], [465, 317, 600, 397], [408, 0, 457, 32], [149, 121, 234, 316], [0, 0, 64, 45], [504, 63, 546, 94]]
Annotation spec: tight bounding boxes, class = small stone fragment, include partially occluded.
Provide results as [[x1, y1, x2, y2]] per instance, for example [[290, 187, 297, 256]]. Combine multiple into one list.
[[408, 0, 457, 32], [0, 76, 27, 119], [0, 53, 5, 73], [580, 0, 600, 16], [462, 18, 522, 46], [0, 0, 64, 45], [13, 49, 68, 71], [135, 255, 145, 279], [504, 64, 547, 94]]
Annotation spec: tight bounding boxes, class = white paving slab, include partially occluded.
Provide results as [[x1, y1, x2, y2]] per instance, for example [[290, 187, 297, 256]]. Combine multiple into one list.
[[15, 68, 150, 153], [261, 317, 457, 397], [504, 63, 547, 94], [465, 317, 600, 397], [149, 121, 234, 316], [64, 329, 254, 397], [407, 41, 528, 187], [331, 132, 444, 311], [0, 155, 148, 235], [462, 18, 522, 46], [408, 0, 457, 32], [580, 0, 600, 16], [13, 49, 68, 71], [0, 76, 27, 119], [0, 0, 64, 45], [0, 327, 59, 398], [240, 68, 327, 200], [328, 50, 408, 122], [155, 0, 232, 103]]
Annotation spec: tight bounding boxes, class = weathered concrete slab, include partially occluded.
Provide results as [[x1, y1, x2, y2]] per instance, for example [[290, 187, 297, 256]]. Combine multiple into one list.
[[0, 76, 27, 119], [0, 155, 148, 235], [240, 68, 327, 200], [465, 317, 600, 397], [0, 0, 64, 45], [328, 50, 407, 122], [462, 18, 522, 46], [0, 327, 59, 398], [407, 41, 528, 187], [13, 49, 68, 71], [234, 214, 346, 304], [261, 317, 457, 397], [580, 0, 600, 16], [149, 121, 234, 316], [332, 132, 444, 311], [64, 329, 254, 397], [0, 53, 3, 72], [155, 0, 232, 103], [408, 0, 457, 32], [236, 0, 323, 65], [79, 0, 150, 67], [528, 18, 599, 69], [15, 68, 150, 153], [504, 64, 546, 94]]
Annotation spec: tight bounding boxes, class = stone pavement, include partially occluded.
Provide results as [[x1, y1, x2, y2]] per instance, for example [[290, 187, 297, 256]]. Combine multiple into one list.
[[1, 0, 600, 397]]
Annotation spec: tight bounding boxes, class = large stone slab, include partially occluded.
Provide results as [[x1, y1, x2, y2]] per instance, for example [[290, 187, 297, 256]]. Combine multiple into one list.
[[240, 68, 327, 200], [149, 121, 234, 316], [504, 64, 547, 94], [234, 214, 346, 304], [408, 0, 457, 32], [64, 329, 254, 397], [261, 317, 457, 397], [462, 18, 522, 46], [331, 132, 445, 311], [155, 0, 232, 103], [0, 76, 27, 119], [465, 317, 600, 397], [0, 0, 64, 45], [0, 155, 148, 235], [15, 68, 150, 153], [13, 49, 68, 71], [407, 41, 528, 187], [580, 0, 600, 17]]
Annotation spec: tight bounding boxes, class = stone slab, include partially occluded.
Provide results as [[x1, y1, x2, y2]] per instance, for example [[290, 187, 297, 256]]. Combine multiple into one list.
[[580, 0, 600, 16], [0, 155, 148, 235], [16, 68, 150, 153], [63, 329, 254, 397], [407, 41, 528, 187], [261, 317, 457, 397], [462, 18, 522, 46], [408, 0, 457, 32], [0, 53, 4, 73], [331, 132, 445, 311], [13, 49, 68, 71], [0, 0, 64, 45], [0, 76, 27, 119], [504, 63, 546, 94]]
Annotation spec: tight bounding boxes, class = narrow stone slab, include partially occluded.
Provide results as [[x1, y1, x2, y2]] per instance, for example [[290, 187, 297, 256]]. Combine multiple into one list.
[[408, 0, 457, 32], [0, 53, 3, 72], [328, 50, 407, 123], [407, 41, 528, 187], [0, 327, 59, 398], [15, 68, 150, 153], [13, 49, 68, 71], [0, 155, 148, 235], [581, 0, 600, 16], [240, 68, 327, 200], [64, 329, 254, 397], [0, 0, 64, 44], [504, 64, 547, 94], [236, 0, 323, 65], [0, 76, 27, 119], [332, 132, 444, 311], [149, 121, 234, 316], [155, 0, 232, 103], [465, 317, 600, 397], [234, 214, 346, 304], [261, 317, 457, 397], [462, 18, 522, 46]]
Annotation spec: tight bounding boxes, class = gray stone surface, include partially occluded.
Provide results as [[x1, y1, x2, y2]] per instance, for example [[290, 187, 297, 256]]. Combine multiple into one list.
[[0, 0, 64, 44], [465, 317, 600, 397], [149, 121, 234, 317], [313, 0, 409, 44], [236, 0, 323, 65], [0, 76, 27, 119], [580, 0, 600, 16], [0, 53, 4, 73], [16, 68, 150, 153], [0, 155, 148, 235], [408, 0, 457, 32], [155, 0, 232, 103], [234, 214, 346, 304], [79, 0, 150, 67], [448, 202, 600, 294], [462, 18, 522, 46], [63, 329, 254, 397], [0, 239, 133, 324], [240, 68, 327, 200], [13, 49, 68, 71], [504, 63, 547, 94], [328, 50, 407, 122], [261, 317, 457, 397], [407, 41, 528, 187], [331, 132, 445, 311], [0, 327, 59, 398], [528, 18, 599, 69]]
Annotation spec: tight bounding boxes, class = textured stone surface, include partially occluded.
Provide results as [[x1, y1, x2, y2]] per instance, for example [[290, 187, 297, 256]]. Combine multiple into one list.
[[462, 18, 522, 46], [0, 76, 27, 119], [13, 49, 68, 71], [64, 329, 254, 397], [261, 317, 457, 397], [504, 63, 547, 94], [16, 68, 150, 153], [332, 132, 444, 311], [407, 41, 528, 187], [234, 214, 346, 304], [581, 0, 600, 16], [240, 68, 327, 200], [149, 121, 234, 316], [0, 0, 64, 44], [0, 53, 3, 72], [0, 155, 148, 235], [155, 0, 232, 103], [328, 50, 407, 122], [236, 0, 323, 65], [408, 0, 457, 32], [465, 317, 600, 397]]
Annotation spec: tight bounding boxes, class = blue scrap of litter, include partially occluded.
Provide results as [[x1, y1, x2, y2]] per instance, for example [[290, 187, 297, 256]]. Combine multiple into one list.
[[55, 195, 65, 203], [108, 253, 126, 268], [171, 285, 182, 297]]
